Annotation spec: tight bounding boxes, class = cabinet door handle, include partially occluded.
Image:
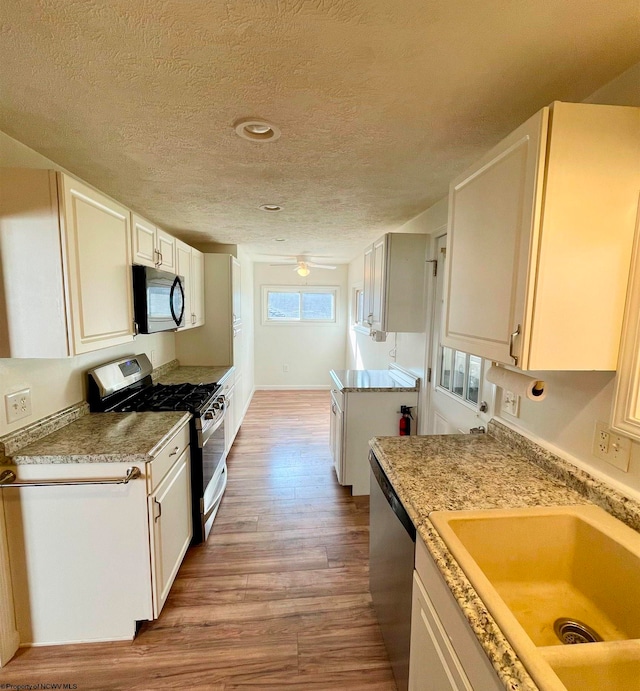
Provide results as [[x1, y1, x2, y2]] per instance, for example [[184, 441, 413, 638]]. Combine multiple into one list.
[[168, 445, 180, 457], [509, 324, 521, 366], [367, 313, 373, 326], [154, 499, 162, 522]]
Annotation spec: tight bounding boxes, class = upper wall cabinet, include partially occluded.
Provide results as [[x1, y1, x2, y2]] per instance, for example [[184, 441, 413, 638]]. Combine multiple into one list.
[[363, 232, 428, 335], [0, 169, 135, 357], [132, 213, 176, 273], [176, 240, 205, 330], [442, 102, 640, 371]]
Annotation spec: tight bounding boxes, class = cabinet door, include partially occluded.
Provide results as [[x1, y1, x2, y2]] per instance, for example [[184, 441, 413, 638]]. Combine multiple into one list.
[[224, 382, 236, 454], [176, 240, 193, 330], [409, 572, 472, 691], [370, 237, 387, 332], [59, 174, 135, 354], [442, 109, 548, 365], [149, 449, 192, 617], [363, 244, 374, 327], [232, 257, 241, 326], [131, 214, 157, 268], [191, 249, 205, 327], [156, 228, 176, 273], [330, 393, 344, 484]]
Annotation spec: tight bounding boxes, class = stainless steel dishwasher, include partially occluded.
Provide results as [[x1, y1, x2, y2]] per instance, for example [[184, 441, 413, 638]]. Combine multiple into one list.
[[369, 450, 416, 691]]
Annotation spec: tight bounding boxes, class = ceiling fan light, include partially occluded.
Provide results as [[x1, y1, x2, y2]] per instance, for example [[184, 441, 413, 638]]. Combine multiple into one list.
[[296, 265, 311, 277]]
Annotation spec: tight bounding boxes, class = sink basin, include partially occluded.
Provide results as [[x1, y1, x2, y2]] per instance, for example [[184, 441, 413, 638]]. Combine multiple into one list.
[[430, 505, 640, 690], [540, 641, 640, 691]]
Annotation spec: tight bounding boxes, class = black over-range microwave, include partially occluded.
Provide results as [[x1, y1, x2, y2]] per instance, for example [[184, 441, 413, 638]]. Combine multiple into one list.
[[132, 265, 186, 333]]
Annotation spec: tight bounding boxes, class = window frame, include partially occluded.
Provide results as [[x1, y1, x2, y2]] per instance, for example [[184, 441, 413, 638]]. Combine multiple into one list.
[[436, 345, 484, 410], [261, 285, 339, 325]]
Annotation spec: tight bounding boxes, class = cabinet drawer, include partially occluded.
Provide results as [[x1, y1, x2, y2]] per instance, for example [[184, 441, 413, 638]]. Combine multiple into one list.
[[147, 422, 190, 492], [330, 388, 344, 413]]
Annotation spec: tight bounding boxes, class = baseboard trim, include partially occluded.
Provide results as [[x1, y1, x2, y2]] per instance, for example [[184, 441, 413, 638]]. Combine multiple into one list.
[[254, 385, 331, 391]]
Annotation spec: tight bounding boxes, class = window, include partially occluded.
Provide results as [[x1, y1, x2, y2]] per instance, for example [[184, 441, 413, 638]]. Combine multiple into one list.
[[262, 286, 337, 324], [438, 347, 483, 406]]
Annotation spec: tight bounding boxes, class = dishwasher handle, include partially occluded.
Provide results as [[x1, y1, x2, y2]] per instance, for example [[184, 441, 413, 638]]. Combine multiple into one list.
[[369, 451, 416, 541]]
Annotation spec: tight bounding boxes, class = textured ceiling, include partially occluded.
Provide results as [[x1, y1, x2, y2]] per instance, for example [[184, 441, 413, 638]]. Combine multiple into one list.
[[1, 1, 639, 262]]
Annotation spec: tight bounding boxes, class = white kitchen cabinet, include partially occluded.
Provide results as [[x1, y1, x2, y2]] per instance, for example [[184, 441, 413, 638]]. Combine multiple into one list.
[[330, 388, 345, 482], [232, 256, 242, 327], [176, 240, 205, 330], [409, 537, 502, 691], [131, 213, 176, 273], [443, 101, 640, 371], [191, 248, 205, 327], [4, 420, 191, 645], [0, 169, 135, 358], [330, 369, 419, 496], [148, 446, 192, 617], [362, 233, 429, 335]]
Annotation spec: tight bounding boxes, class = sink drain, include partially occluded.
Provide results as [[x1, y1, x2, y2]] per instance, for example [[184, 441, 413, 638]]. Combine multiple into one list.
[[554, 618, 602, 644]]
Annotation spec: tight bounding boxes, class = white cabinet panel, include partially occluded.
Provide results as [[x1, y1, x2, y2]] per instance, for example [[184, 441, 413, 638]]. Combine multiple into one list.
[[362, 233, 429, 335], [192, 248, 205, 327], [132, 214, 157, 268], [0, 169, 135, 357], [60, 175, 134, 354], [149, 447, 192, 617], [131, 214, 176, 274], [443, 102, 640, 371], [156, 228, 176, 273]]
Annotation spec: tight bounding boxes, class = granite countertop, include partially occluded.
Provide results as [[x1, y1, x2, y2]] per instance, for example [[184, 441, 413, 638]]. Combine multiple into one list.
[[7, 412, 190, 465], [156, 364, 234, 386], [369, 420, 640, 691], [330, 368, 419, 392]]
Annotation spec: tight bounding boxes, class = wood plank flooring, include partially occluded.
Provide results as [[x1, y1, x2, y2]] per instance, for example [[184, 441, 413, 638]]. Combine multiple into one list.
[[0, 390, 396, 690]]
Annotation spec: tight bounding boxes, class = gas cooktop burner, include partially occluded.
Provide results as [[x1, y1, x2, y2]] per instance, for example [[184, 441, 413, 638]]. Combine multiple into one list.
[[114, 383, 221, 414]]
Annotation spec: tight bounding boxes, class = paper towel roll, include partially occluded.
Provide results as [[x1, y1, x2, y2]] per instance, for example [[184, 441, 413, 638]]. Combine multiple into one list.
[[486, 365, 547, 401]]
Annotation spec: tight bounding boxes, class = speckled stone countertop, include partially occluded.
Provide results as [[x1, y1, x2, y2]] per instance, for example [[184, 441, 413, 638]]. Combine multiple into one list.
[[370, 420, 640, 691], [330, 368, 419, 392], [156, 364, 234, 386], [7, 412, 190, 465]]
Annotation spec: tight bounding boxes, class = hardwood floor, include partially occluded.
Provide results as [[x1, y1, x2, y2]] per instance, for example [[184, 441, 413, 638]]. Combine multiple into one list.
[[0, 390, 396, 690]]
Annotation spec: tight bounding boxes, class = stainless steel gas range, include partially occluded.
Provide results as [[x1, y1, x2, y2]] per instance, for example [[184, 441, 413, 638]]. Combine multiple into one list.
[[87, 354, 227, 544]]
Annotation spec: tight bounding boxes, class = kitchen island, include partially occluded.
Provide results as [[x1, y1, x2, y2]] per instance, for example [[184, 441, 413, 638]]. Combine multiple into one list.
[[370, 419, 640, 690]]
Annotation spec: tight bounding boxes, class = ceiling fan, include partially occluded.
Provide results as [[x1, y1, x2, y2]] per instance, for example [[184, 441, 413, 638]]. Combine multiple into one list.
[[269, 256, 337, 277]]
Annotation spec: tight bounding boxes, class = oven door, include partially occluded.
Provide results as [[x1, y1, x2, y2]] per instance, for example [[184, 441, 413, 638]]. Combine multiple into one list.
[[200, 410, 227, 540]]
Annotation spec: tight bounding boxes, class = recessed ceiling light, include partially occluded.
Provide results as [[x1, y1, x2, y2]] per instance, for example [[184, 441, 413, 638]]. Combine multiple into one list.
[[275, 238, 286, 242], [234, 118, 281, 142], [259, 204, 282, 212]]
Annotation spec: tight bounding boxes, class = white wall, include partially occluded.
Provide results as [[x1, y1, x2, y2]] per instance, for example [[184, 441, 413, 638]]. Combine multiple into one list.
[[253, 263, 348, 388], [346, 61, 640, 498], [0, 130, 177, 437]]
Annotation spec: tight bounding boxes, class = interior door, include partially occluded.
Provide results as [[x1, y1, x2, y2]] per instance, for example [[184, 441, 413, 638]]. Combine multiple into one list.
[[427, 235, 491, 434]]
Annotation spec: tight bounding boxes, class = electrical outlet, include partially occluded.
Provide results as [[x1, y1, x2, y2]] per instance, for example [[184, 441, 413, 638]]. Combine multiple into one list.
[[501, 390, 520, 417], [150, 349, 156, 365], [5, 388, 32, 424], [592, 421, 631, 471], [283, 364, 289, 373]]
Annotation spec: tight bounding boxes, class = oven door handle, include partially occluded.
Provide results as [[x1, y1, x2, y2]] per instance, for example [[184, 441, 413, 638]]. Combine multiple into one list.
[[199, 410, 226, 447]]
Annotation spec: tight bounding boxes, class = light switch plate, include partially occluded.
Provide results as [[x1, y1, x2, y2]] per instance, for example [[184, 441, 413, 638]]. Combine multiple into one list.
[[5, 388, 32, 424]]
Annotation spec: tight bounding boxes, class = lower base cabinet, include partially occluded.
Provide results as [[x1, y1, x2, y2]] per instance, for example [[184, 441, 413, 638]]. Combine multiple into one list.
[[409, 537, 502, 691], [331, 389, 419, 496], [5, 421, 192, 646]]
